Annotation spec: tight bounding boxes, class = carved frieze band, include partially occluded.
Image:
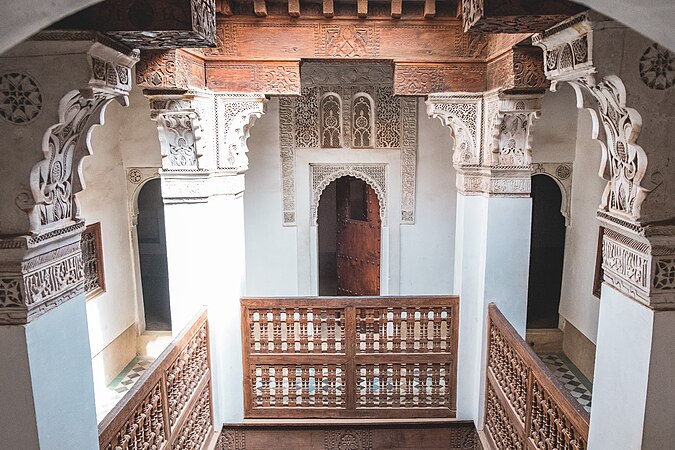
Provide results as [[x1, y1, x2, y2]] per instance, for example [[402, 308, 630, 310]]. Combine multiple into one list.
[[311, 164, 387, 226], [0, 223, 85, 325], [600, 226, 675, 308], [532, 163, 573, 225]]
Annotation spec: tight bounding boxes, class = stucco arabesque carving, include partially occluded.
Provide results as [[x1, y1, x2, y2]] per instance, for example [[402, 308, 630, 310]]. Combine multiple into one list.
[[533, 12, 675, 308], [311, 164, 387, 226], [0, 40, 138, 325], [281, 63, 417, 226], [532, 163, 574, 226], [147, 91, 266, 203], [426, 92, 542, 197]]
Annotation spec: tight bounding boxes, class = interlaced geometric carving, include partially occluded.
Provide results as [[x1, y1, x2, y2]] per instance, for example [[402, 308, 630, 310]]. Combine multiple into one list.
[[352, 94, 374, 148], [638, 43, 674, 90], [99, 311, 213, 450], [296, 87, 319, 148], [484, 305, 589, 450], [321, 93, 342, 148], [242, 297, 459, 418], [81, 222, 105, 296], [376, 87, 401, 148], [0, 72, 42, 124]]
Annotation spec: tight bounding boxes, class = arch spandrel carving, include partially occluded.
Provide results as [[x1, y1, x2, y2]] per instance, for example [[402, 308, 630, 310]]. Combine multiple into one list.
[[311, 164, 387, 226]]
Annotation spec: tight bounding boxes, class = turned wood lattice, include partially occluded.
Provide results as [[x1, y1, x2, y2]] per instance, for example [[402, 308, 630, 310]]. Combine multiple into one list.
[[98, 310, 213, 450], [241, 296, 459, 418], [484, 304, 590, 450]]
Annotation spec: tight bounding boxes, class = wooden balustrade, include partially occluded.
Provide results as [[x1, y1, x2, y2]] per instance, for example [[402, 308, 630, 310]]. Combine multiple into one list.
[[241, 296, 459, 419], [484, 304, 590, 450], [99, 309, 213, 450]]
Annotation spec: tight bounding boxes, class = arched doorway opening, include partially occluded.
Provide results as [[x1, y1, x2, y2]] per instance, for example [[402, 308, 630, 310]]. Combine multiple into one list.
[[527, 174, 567, 329], [136, 179, 172, 331], [318, 176, 381, 296]]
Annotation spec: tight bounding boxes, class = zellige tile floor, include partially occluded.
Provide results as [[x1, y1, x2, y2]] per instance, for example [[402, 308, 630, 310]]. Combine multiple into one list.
[[539, 353, 593, 413], [95, 356, 155, 422]]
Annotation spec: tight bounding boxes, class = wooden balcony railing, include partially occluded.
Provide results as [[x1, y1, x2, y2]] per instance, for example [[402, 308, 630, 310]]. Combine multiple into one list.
[[99, 309, 213, 450], [484, 304, 590, 450], [241, 296, 459, 419]]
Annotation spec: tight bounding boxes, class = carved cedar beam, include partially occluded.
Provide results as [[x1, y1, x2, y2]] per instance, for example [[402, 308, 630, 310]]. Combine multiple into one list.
[[51, 0, 216, 49], [136, 50, 206, 91], [198, 19, 484, 62], [462, 0, 585, 33], [487, 45, 549, 92], [394, 62, 486, 95], [205, 60, 300, 95], [391, 0, 402, 18]]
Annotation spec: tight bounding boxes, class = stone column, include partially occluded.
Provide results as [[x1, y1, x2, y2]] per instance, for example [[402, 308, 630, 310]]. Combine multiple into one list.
[[534, 12, 675, 449], [427, 91, 542, 425], [0, 34, 137, 449], [148, 91, 265, 424]]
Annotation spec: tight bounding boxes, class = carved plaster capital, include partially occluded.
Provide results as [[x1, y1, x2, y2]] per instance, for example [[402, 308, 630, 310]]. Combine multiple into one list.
[[427, 91, 542, 196], [0, 36, 138, 324]]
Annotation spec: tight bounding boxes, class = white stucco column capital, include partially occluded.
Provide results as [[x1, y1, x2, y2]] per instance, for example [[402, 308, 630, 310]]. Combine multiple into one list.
[[426, 91, 543, 197], [0, 33, 138, 325]]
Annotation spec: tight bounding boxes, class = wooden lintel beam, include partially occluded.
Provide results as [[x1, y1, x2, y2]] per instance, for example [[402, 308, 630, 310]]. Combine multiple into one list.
[[323, 0, 334, 18], [216, 0, 232, 16], [424, 0, 436, 18], [289, 0, 300, 17], [391, 0, 402, 18], [357, 0, 368, 18], [254, 0, 267, 17]]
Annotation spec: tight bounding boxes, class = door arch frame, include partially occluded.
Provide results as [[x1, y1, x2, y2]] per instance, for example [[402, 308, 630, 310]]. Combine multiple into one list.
[[295, 150, 401, 296]]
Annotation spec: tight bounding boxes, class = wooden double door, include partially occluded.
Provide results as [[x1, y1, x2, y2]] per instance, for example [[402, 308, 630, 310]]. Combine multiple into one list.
[[334, 176, 381, 296]]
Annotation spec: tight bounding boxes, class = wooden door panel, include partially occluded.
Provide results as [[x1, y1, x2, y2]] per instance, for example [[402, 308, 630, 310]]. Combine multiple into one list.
[[336, 177, 381, 296]]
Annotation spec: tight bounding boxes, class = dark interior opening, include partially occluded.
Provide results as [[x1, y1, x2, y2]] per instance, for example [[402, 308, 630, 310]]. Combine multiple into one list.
[[527, 174, 567, 329], [137, 178, 172, 331]]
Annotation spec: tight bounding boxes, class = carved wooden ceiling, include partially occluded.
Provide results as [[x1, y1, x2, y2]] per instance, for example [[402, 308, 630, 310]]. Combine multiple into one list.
[[47, 0, 581, 96]]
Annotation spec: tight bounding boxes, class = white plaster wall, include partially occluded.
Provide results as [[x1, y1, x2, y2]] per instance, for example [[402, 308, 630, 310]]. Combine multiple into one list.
[[399, 100, 456, 295], [244, 98, 458, 296], [558, 108, 605, 343], [244, 98, 299, 295], [532, 85, 578, 163], [79, 100, 139, 364], [119, 85, 163, 168]]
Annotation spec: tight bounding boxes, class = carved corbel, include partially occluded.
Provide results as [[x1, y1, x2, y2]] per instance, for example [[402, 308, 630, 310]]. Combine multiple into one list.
[[148, 94, 207, 172], [0, 35, 138, 324], [214, 93, 266, 173]]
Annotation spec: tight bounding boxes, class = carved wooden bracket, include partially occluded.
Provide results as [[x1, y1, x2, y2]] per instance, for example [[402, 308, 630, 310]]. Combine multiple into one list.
[[51, 0, 217, 49], [461, 0, 585, 34], [487, 45, 550, 92], [136, 50, 206, 91]]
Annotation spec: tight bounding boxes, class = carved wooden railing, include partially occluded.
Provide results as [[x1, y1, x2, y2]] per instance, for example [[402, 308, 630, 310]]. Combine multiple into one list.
[[241, 296, 459, 419], [483, 304, 590, 450], [99, 309, 213, 450]]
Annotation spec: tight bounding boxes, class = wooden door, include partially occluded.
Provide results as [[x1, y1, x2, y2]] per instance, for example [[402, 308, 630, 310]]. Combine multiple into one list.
[[336, 176, 381, 296]]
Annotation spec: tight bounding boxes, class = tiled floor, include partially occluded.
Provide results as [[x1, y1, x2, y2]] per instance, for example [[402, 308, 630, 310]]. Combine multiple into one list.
[[539, 353, 592, 413], [95, 357, 155, 422]]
